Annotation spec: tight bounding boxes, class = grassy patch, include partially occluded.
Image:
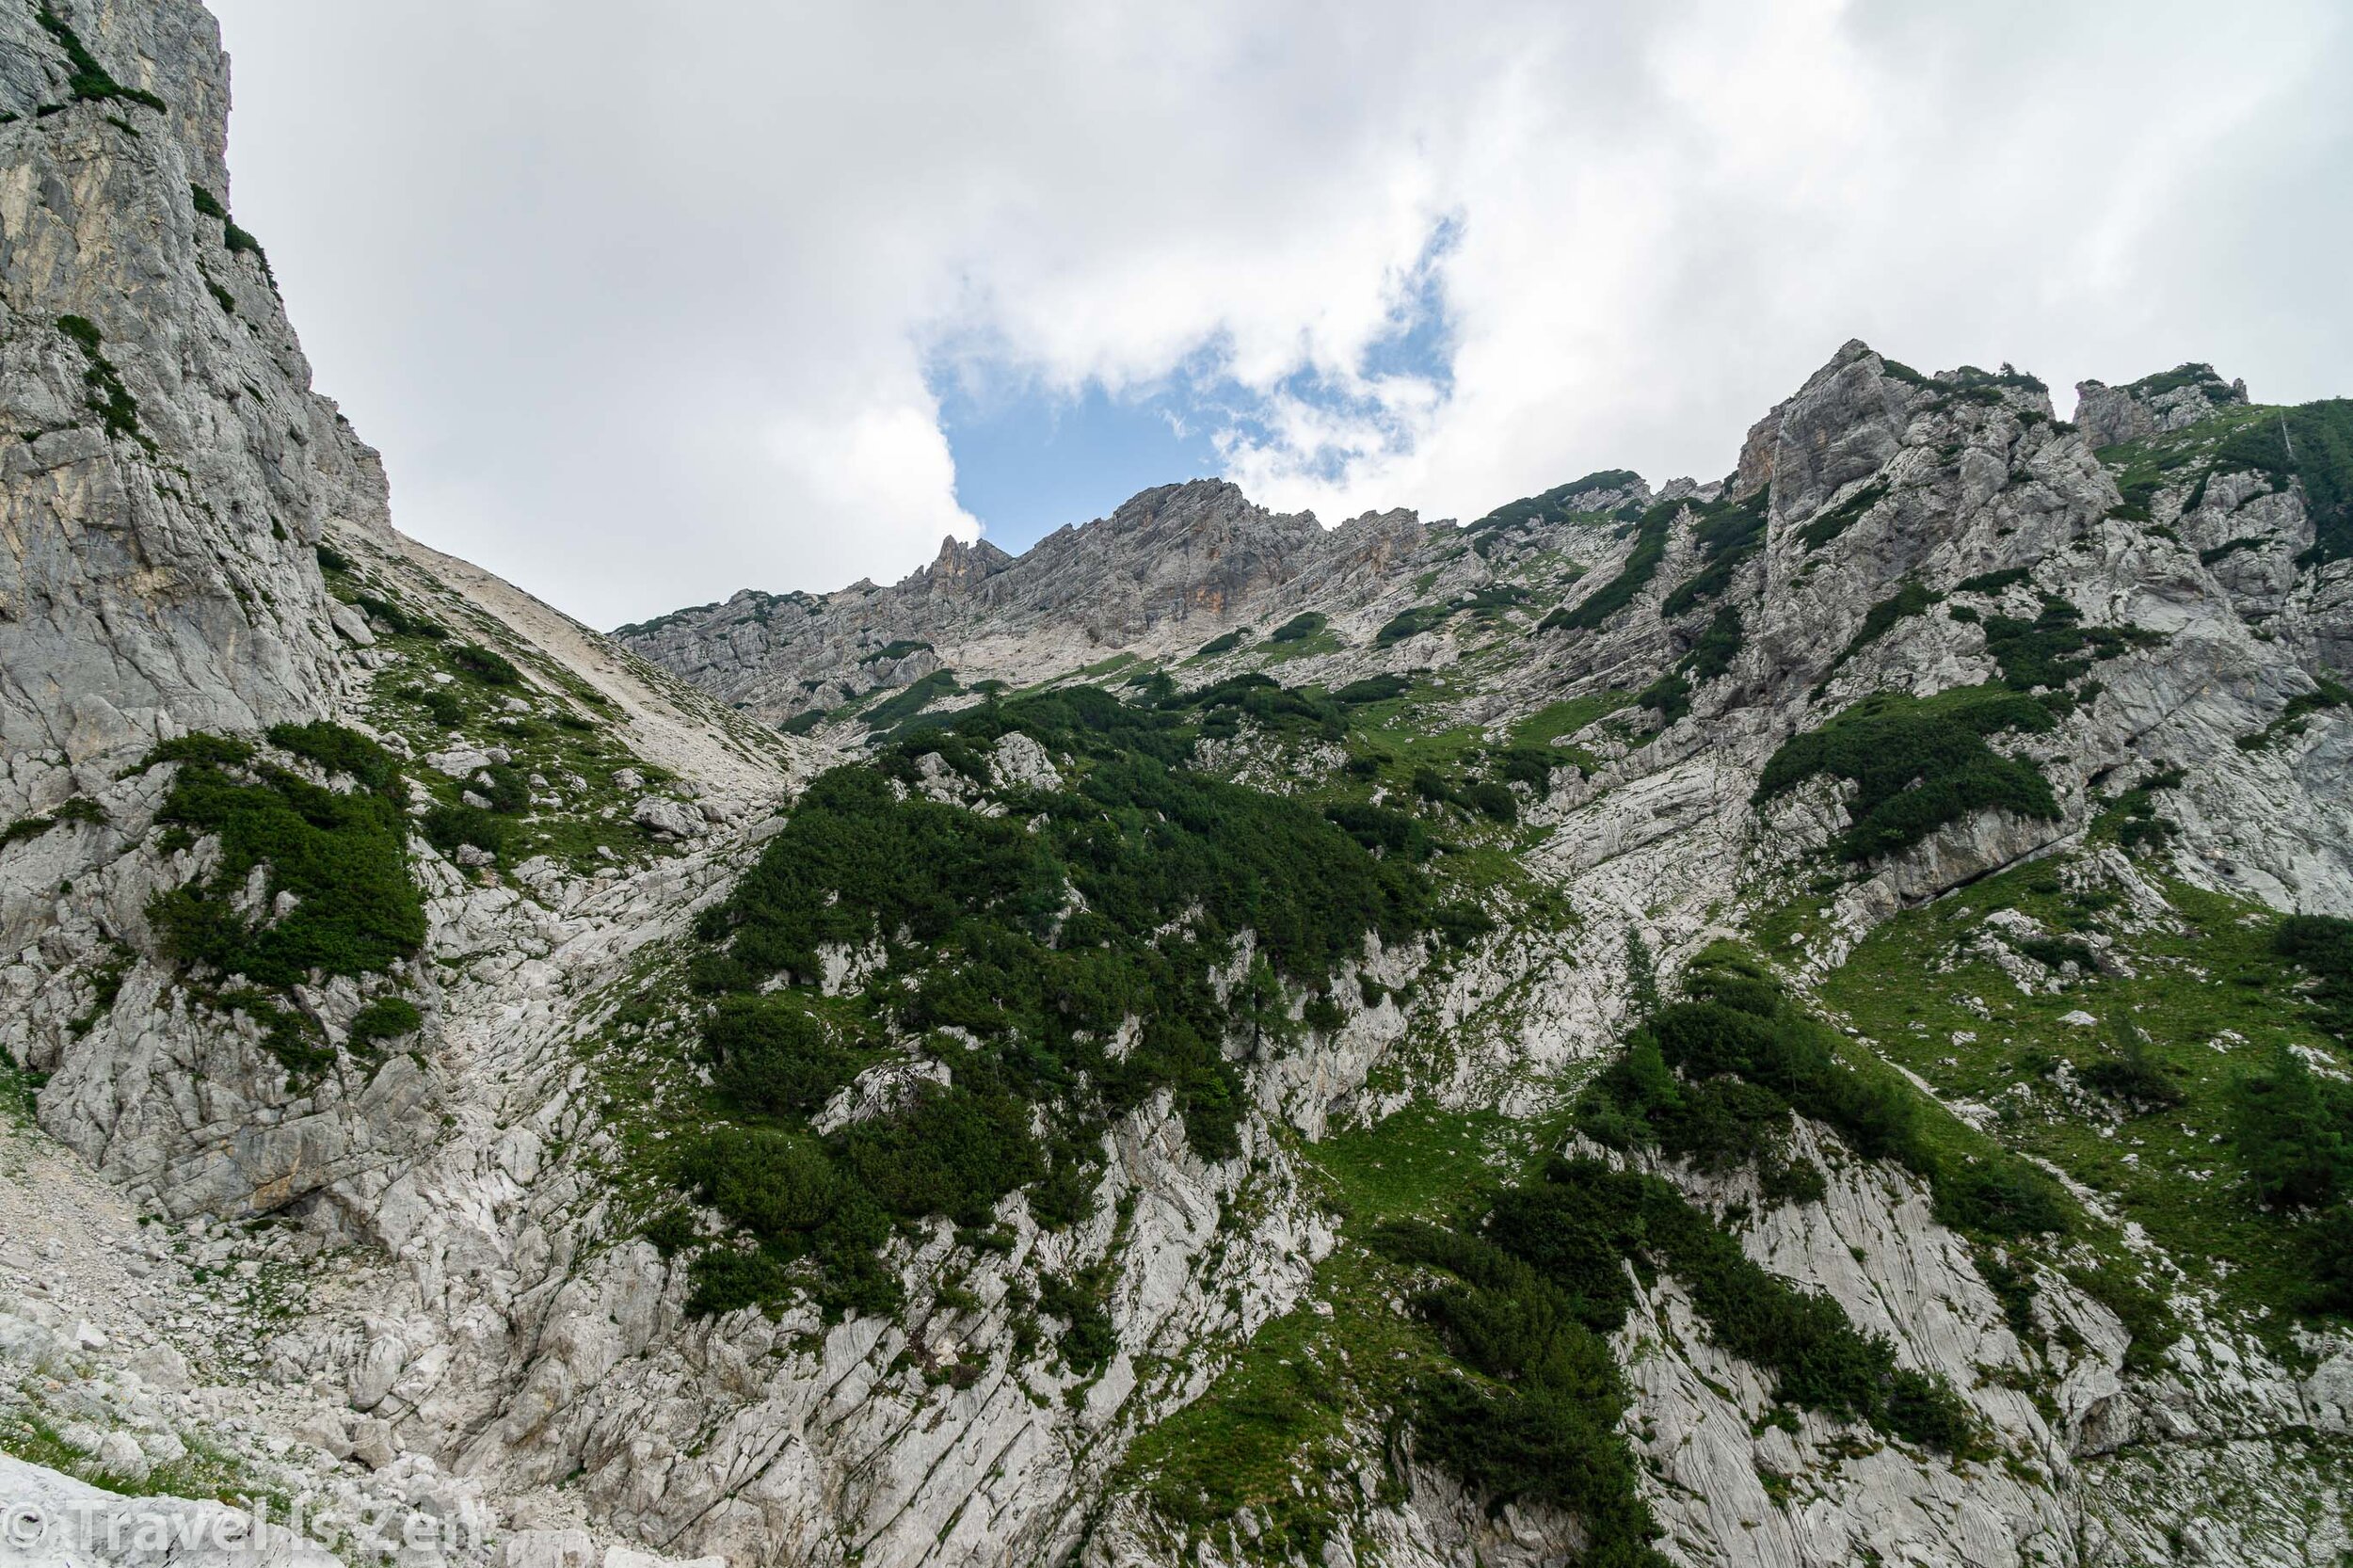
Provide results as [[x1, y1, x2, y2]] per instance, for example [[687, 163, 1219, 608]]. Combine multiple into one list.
[[1814, 864, 2347, 1338]]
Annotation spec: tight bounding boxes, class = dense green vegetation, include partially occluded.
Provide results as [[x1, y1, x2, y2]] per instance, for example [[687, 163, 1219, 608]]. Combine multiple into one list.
[[863, 668, 959, 731], [1375, 604, 1454, 646], [2204, 401, 2353, 563], [187, 184, 271, 280], [672, 684, 1465, 1319], [1331, 673, 1411, 706], [1953, 567, 2031, 597], [1980, 594, 2157, 697], [1194, 629, 1250, 658], [1365, 962, 1988, 1560], [2122, 363, 2235, 402], [320, 546, 660, 870], [1761, 584, 2154, 861], [142, 726, 424, 1074], [2095, 393, 2353, 563], [2231, 916, 2353, 1309], [1580, 951, 2067, 1240], [1755, 685, 2058, 861]]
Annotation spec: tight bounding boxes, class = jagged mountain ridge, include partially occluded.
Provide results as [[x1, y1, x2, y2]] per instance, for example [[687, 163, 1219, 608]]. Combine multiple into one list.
[[1, 2, 2352, 1567]]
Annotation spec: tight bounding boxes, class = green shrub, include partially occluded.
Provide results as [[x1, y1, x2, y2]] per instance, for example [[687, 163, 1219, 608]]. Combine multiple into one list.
[[420, 803, 507, 861], [348, 997, 422, 1049], [1176, 674, 1345, 743], [2201, 400, 2353, 563], [1954, 567, 2031, 596], [2231, 1045, 2353, 1209], [2278, 915, 2353, 1040], [1488, 744, 1563, 798], [864, 669, 958, 730], [1376, 605, 1453, 646], [1460, 780, 1519, 824], [1795, 479, 1889, 550], [677, 684, 1453, 1317], [55, 315, 145, 447], [36, 6, 168, 112], [1195, 629, 1249, 658], [1323, 801, 1429, 857], [1543, 501, 1674, 632], [1382, 1148, 1980, 1544], [1636, 670, 1690, 724], [1465, 470, 1644, 538], [147, 728, 424, 992], [1827, 580, 1940, 677], [837, 1081, 1043, 1224], [1579, 957, 2067, 1241], [2066, 1264, 2177, 1374], [1755, 686, 2059, 860], [1331, 674, 1410, 705], [1661, 491, 1769, 616], [1980, 595, 2155, 694], [314, 542, 352, 574], [136, 732, 254, 772], [449, 642, 523, 686], [1685, 606, 1743, 684], [2081, 1033, 2183, 1109], [1269, 612, 1327, 643], [1041, 1267, 1117, 1374], [357, 595, 446, 640], [2013, 936, 2097, 972], [266, 721, 400, 793], [394, 683, 466, 728], [701, 994, 859, 1116], [0, 797, 105, 851]]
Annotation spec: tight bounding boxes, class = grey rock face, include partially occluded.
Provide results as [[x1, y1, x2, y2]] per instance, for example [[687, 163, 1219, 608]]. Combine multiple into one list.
[[0, 0, 386, 792], [2074, 363, 2250, 450], [616, 481, 1431, 727]]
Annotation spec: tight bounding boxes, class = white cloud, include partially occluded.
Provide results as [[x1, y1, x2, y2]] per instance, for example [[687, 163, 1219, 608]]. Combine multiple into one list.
[[209, 0, 2349, 625]]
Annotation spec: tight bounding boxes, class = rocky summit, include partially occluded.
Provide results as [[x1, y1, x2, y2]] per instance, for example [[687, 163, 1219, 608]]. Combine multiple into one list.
[[2, 4, 2353, 1567]]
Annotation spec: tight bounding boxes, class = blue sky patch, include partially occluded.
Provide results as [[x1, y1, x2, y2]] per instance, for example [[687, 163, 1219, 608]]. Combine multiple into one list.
[[932, 219, 1462, 556]]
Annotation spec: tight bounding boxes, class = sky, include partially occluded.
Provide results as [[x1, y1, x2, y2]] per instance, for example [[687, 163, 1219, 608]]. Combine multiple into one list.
[[205, 1, 2353, 631]]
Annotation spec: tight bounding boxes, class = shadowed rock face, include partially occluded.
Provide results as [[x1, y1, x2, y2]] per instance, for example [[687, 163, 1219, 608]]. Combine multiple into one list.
[[8, 5, 2353, 1567]]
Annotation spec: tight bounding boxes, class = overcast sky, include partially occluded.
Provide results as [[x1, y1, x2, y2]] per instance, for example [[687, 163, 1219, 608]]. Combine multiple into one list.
[[207, 0, 2352, 630]]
